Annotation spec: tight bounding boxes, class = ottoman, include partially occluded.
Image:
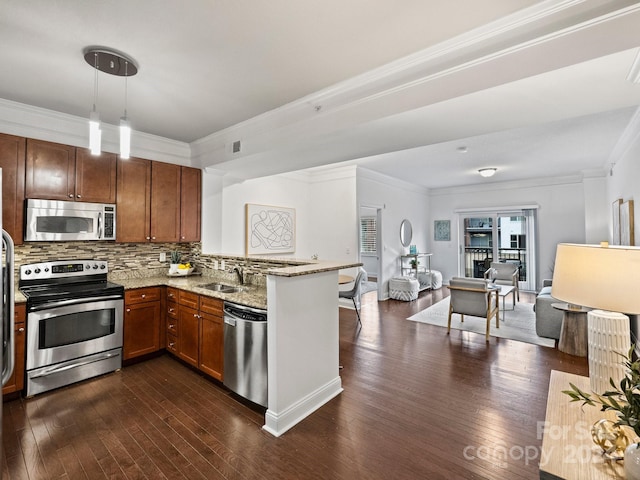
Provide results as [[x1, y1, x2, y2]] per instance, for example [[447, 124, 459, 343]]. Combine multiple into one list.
[[417, 270, 443, 290], [389, 276, 419, 301]]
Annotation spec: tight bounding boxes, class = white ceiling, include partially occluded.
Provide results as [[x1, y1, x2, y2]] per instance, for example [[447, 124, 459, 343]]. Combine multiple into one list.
[[1, 0, 640, 189]]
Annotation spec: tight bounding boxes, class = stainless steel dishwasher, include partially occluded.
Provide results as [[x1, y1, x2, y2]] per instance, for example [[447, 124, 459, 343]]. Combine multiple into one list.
[[223, 302, 268, 407]]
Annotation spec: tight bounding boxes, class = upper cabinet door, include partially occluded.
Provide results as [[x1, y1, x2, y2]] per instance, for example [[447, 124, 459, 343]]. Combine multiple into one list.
[[0, 133, 25, 244], [75, 148, 117, 203], [150, 162, 181, 243], [116, 157, 151, 242], [180, 166, 201, 242], [25, 139, 75, 201]]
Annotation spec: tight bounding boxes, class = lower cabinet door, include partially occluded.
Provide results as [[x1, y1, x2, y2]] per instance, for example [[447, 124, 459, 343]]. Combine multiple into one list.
[[2, 303, 26, 396], [199, 312, 223, 381], [124, 301, 161, 360], [177, 306, 199, 367]]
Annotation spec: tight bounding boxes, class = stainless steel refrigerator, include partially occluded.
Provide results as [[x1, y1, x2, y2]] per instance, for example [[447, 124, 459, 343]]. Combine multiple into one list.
[[1, 170, 17, 469]]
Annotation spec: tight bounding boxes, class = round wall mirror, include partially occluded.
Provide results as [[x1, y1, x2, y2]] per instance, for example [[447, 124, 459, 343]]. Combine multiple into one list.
[[400, 219, 413, 247]]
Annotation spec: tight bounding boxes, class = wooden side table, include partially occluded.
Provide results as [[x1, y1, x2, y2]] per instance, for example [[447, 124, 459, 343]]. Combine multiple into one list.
[[552, 303, 590, 357], [540, 370, 624, 479]]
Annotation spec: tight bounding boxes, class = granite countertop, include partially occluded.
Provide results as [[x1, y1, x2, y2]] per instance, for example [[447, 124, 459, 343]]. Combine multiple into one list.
[[116, 275, 267, 310]]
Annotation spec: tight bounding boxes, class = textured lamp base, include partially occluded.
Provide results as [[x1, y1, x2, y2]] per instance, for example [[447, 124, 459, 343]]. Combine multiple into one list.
[[587, 310, 630, 394]]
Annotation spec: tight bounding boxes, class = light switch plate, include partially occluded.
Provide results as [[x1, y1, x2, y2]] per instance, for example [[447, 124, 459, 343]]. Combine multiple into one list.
[[159, 252, 166, 262]]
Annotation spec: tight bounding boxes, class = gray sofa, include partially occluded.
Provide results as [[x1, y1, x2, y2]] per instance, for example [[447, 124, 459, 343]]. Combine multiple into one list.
[[534, 279, 563, 342]]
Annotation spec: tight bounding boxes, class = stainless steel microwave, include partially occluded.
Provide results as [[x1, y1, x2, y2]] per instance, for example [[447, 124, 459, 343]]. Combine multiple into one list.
[[25, 199, 116, 241]]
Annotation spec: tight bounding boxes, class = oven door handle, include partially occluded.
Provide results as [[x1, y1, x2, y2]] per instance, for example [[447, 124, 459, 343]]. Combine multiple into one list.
[[29, 295, 123, 312], [29, 351, 121, 379]]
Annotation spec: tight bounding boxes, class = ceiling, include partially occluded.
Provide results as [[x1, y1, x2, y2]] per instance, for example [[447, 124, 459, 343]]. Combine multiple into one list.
[[1, 1, 640, 189]]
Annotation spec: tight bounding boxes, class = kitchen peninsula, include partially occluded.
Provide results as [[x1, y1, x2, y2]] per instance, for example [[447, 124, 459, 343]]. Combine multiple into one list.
[[112, 257, 361, 437]]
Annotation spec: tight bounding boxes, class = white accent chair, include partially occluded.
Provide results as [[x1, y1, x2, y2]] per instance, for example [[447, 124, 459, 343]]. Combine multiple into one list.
[[447, 277, 500, 342], [339, 268, 366, 325]]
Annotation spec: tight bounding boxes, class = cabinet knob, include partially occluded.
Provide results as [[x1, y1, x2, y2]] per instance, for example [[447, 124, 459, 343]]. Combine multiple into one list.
[[193, 313, 198, 318], [168, 308, 174, 313], [18, 327, 24, 332], [126, 308, 131, 313], [68, 193, 74, 198], [168, 293, 174, 298], [77, 194, 82, 199], [169, 324, 175, 329], [169, 342, 175, 348], [141, 294, 146, 298], [146, 236, 151, 240], [152, 236, 156, 240]]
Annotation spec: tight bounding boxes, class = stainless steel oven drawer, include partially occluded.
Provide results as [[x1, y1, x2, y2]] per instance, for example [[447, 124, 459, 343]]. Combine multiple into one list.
[[26, 348, 122, 397]]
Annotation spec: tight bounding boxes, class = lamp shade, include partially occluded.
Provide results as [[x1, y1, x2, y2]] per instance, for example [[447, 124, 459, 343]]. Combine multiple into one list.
[[551, 243, 640, 314]]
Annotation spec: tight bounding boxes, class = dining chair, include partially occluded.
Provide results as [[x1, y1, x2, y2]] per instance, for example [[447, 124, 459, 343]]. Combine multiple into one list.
[[447, 277, 499, 341], [339, 268, 366, 326]]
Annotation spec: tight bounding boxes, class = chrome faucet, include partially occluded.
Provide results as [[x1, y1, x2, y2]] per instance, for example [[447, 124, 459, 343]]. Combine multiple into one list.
[[233, 266, 244, 285]]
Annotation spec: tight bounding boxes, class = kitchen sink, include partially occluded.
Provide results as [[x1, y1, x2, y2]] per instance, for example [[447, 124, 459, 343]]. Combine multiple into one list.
[[200, 283, 242, 293]]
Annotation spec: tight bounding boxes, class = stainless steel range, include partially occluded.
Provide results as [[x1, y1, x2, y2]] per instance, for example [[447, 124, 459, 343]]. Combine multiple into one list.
[[19, 260, 124, 396]]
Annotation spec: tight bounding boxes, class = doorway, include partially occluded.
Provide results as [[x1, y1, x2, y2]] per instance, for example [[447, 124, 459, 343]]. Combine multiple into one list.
[[359, 205, 382, 300], [457, 208, 537, 292]]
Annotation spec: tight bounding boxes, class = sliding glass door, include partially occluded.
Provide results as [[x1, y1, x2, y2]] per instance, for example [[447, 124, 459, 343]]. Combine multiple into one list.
[[458, 209, 537, 291]]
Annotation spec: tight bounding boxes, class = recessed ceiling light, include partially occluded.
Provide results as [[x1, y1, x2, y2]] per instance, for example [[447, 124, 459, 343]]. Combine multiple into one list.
[[478, 168, 497, 177]]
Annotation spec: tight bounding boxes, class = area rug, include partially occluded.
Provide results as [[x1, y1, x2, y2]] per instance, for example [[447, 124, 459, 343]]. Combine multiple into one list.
[[407, 297, 555, 348]]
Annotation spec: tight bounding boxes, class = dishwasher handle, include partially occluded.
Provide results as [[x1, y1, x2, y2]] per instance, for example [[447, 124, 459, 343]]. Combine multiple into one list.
[[224, 317, 236, 327]]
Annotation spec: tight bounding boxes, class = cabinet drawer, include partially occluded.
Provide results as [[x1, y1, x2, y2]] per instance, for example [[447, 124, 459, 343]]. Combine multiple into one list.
[[166, 300, 179, 320], [126, 287, 161, 304], [178, 290, 199, 310], [166, 316, 178, 335], [166, 333, 178, 353], [166, 287, 179, 302], [199, 296, 223, 317]]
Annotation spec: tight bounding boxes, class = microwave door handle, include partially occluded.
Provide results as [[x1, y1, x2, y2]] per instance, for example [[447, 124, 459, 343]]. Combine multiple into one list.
[[97, 212, 102, 239], [1, 230, 15, 387]]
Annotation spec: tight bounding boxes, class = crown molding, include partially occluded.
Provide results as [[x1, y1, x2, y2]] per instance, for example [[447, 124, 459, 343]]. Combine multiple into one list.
[[357, 167, 430, 195], [0, 98, 191, 165]]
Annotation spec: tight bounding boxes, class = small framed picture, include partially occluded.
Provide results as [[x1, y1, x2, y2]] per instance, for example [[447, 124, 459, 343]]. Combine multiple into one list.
[[434, 220, 450, 241]]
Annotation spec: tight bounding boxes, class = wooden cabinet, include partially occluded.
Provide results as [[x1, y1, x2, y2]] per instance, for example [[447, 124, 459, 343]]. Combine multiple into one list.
[[123, 287, 162, 360], [0, 133, 25, 244], [116, 157, 152, 242], [180, 166, 201, 242], [150, 161, 181, 243], [3, 303, 26, 397], [199, 296, 223, 381], [165, 288, 224, 380], [117, 159, 199, 243], [25, 139, 116, 203]]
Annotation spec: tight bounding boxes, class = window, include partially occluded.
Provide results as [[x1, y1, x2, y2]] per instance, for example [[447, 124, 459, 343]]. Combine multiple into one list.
[[360, 216, 377, 254], [510, 234, 526, 249]]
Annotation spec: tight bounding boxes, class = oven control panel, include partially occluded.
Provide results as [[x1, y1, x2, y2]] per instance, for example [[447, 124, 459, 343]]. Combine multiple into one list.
[[20, 260, 108, 281]]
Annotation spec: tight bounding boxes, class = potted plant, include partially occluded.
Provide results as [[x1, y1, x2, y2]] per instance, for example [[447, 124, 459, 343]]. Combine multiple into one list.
[[563, 346, 640, 476], [169, 250, 181, 274]]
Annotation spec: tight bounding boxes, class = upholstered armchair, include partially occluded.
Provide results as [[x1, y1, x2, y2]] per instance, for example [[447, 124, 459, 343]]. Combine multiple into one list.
[[484, 261, 520, 302], [447, 277, 500, 341]]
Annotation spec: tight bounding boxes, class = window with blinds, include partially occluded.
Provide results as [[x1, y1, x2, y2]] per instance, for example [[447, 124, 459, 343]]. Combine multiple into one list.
[[360, 216, 377, 254]]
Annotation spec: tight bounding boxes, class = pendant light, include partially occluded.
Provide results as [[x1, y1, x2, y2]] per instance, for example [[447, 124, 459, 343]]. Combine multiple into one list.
[[89, 52, 102, 155], [84, 47, 138, 158], [120, 60, 131, 159]]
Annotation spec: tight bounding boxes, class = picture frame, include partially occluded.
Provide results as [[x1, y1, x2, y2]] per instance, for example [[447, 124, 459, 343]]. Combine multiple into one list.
[[245, 203, 296, 255], [612, 198, 622, 245], [620, 199, 635, 246], [434, 220, 450, 241]]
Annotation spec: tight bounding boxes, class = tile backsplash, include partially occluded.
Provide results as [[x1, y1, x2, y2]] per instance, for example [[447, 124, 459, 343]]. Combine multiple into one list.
[[13, 241, 309, 287]]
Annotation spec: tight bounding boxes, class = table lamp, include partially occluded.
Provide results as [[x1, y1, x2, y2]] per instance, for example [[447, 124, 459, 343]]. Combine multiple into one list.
[[551, 243, 640, 393]]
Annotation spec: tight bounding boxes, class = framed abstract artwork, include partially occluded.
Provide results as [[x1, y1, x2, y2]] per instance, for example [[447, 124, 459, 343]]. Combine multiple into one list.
[[245, 203, 296, 255], [434, 220, 450, 241]]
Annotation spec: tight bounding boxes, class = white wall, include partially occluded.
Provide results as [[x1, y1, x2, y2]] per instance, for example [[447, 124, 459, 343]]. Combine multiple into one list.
[[356, 168, 430, 299], [201, 166, 358, 261], [429, 176, 587, 289]]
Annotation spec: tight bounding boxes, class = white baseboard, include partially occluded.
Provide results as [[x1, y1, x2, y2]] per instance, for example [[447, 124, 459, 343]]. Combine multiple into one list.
[[262, 377, 343, 437]]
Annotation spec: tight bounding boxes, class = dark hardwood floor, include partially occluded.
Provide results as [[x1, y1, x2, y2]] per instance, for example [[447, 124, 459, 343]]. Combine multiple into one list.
[[2, 290, 588, 479]]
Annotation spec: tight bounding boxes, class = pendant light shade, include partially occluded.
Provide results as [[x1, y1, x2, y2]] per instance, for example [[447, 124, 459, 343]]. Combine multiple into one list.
[[84, 47, 138, 158], [89, 110, 101, 155], [119, 116, 131, 159], [478, 167, 497, 178]]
